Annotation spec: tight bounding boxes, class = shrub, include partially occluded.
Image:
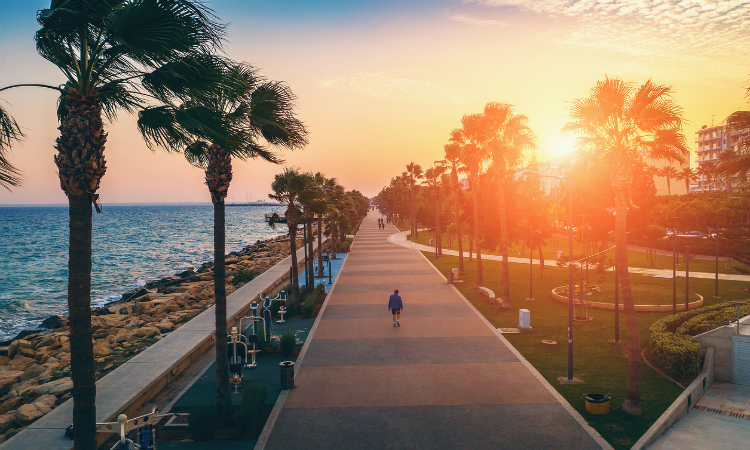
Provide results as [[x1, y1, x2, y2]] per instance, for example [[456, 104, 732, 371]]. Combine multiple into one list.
[[301, 286, 321, 318], [232, 270, 255, 286], [234, 384, 268, 435], [734, 265, 750, 275], [280, 331, 296, 357], [188, 405, 216, 441]]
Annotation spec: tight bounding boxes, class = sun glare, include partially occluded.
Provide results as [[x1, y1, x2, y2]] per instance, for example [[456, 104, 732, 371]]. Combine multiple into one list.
[[551, 134, 577, 159]]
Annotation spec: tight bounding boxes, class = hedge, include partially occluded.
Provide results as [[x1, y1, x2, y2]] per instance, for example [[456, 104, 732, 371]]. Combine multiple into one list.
[[650, 303, 750, 378]]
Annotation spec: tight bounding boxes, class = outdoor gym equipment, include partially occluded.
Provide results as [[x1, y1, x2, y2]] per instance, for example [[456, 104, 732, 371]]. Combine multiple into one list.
[[276, 291, 288, 324], [239, 302, 262, 369], [96, 408, 173, 450], [227, 326, 249, 393], [262, 295, 273, 340]]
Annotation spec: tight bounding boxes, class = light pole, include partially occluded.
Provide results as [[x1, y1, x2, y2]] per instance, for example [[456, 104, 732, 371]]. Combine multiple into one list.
[[671, 217, 683, 315], [521, 170, 577, 382], [713, 224, 720, 298]]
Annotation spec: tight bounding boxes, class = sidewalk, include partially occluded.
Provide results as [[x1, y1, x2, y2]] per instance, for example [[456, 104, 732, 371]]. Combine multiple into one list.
[[389, 231, 750, 283], [258, 212, 609, 449]]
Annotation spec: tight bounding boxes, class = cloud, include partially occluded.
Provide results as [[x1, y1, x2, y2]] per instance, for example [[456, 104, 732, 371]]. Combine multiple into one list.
[[317, 72, 472, 104], [449, 14, 507, 26], [461, 0, 750, 76]]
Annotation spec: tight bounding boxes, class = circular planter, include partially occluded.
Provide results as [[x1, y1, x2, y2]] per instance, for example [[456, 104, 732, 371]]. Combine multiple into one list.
[[551, 286, 703, 312]]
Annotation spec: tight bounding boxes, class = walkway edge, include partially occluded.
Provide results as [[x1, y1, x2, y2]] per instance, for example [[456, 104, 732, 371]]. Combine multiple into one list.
[[414, 249, 615, 450], [254, 253, 349, 450]]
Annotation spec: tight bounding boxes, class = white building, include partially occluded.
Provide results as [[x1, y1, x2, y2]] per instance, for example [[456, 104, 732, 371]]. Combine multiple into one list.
[[692, 123, 747, 193]]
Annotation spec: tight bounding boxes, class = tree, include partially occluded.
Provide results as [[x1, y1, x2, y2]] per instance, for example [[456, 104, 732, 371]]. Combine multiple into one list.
[[406, 162, 424, 238], [444, 130, 466, 273], [717, 109, 750, 188], [477, 102, 535, 309], [270, 169, 306, 312], [564, 77, 689, 415], [424, 166, 446, 255], [697, 161, 716, 193], [139, 62, 307, 417], [678, 167, 697, 194], [298, 173, 326, 288], [0, 2, 227, 447], [659, 165, 679, 195]]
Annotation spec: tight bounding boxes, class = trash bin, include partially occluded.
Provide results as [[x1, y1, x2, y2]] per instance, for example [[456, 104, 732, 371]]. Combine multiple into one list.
[[446, 272, 454, 284], [280, 361, 295, 389], [583, 393, 610, 415]]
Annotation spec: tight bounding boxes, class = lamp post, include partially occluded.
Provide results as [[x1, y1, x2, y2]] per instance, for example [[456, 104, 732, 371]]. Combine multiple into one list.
[[521, 170, 576, 382], [713, 224, 720, 298], [671, 217, 683, 315]]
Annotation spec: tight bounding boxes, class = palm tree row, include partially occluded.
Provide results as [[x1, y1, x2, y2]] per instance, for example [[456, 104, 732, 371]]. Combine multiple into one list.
[[375, 77, 690, 417], [0, 2, 308, 447]]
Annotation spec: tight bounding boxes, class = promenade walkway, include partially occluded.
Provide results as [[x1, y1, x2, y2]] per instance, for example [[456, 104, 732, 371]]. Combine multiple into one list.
[[259, 212, 608, 449], [389, 231, 750, 283]]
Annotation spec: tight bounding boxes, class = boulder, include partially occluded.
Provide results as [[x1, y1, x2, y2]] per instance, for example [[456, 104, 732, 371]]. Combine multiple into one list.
[[0, 357, 9, 366], [8, 356, 36, 372], [35, 394, 57, 409], [8, 379, 38, 398], [0, 372, 23, 395], [40, 315, 68, 330], [91, 316, 116, 330], [135, 327, 159, 338], [154, 321, 174, 333], [31, 377, 72, 396], [16, 340, 32, 349], [165, 304, 180, 313], [0, 412, 16, 434], [139, 315, 154, 323], [113, 329, 134, 343], [15, 401, 52, 425], [20, 364, 45, 382], [17, 347, 35, 358], [6, 342, 18, 359], [0, 398, 23, 415], [92, 340, 111, 357], [35, 337, 56, 349]]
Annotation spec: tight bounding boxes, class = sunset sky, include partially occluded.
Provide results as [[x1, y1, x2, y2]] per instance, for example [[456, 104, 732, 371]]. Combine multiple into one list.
[[1, 0, 748, 205]]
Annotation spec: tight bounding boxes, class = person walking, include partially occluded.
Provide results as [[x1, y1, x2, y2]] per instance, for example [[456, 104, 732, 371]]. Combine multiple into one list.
[[388, 289, 403, 326]]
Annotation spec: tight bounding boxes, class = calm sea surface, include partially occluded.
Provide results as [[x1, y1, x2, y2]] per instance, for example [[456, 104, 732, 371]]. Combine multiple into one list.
[[0, 204, 283, 341]]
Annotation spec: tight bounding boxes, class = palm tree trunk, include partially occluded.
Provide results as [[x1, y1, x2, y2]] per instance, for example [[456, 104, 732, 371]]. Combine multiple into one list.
[[68, 195, 96, 450], [496, 165, 510, 307], [537, 240, 545, 277], [469, 235, 473, 262], [287, 210, 300, 312], [411, 186, 418, 238], [471, 170, 483, 286], [213, 200, 231, 417], [306, 214, 314, 288], [317, 215, 324, 275], [616, 194, 642, 415], [666, 176, 671, 195], [453, 177, 464, 274]]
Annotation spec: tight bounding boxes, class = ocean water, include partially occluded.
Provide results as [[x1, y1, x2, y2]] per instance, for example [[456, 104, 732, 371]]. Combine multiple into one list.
[[0, 204, 284, 341]]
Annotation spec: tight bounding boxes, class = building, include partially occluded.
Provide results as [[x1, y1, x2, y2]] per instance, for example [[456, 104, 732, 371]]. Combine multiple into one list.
[[692, 123, 748, 193]]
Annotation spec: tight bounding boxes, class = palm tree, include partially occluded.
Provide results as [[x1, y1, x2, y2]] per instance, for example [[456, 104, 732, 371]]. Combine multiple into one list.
[[270, 168, 306, 311], [424, 166, 445, 255], [0, 3, 226, 447], [564, 77, 688, 415], [717, 110, 750, 188], [406, 162, 424, 238], [697, 161, 716, 193], [678, 166, 697, 194], [313, 172, 330, 276], [298, 173, 326, 289], [443, 134, 465, 273], [480, 103, 535, 309], [659, 165, 679, 195], [138, 62, 307, 417]]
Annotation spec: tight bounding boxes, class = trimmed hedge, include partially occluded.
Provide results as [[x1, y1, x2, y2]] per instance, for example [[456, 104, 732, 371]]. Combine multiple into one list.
[[650, 303, 750, 378]]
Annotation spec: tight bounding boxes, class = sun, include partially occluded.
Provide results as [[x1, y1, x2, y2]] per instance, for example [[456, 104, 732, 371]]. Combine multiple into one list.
[[551, 134, 577, 159]]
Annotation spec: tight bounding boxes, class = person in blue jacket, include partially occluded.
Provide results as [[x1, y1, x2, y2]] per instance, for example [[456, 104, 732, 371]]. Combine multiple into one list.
[[388, 289, 403, 327]]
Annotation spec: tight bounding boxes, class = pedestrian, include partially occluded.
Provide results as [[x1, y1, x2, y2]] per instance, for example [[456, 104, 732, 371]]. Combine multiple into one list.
[[388, 289, 403, 327]]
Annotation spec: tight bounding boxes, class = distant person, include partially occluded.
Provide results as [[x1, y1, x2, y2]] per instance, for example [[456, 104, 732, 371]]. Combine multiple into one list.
[[388, 289, 403, 327]]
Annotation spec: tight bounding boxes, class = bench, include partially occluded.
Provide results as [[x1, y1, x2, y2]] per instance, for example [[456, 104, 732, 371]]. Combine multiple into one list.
[[478, 287, 496, 304]]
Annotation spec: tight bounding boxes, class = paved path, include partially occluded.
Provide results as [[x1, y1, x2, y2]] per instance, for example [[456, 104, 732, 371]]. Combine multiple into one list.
[[389, 231, 750, 283], [261, 212, 608, 450], [648, 382, 750, 449]]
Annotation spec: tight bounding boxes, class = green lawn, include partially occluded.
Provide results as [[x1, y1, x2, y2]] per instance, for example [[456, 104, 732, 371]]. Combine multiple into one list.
[[411, 230, 747, 274], [422, 251, 750, 449]]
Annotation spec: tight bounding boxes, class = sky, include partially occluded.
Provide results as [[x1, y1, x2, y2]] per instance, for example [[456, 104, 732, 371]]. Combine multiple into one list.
[[0, 0, 748, 204]]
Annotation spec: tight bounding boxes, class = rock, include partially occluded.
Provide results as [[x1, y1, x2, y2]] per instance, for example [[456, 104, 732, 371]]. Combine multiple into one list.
[[19, 365, 45, 382], [35, 394, 57, 409], [6, 342, 18, 359], [37, 354, 50, 365], [0, 357, 9, 366], [8, 379, 38, 398], [0, 372, 23, 396], [35, 337, 56, 349], [139, 315, 154, 323], [92, 340, 111, 357], [113, 329, 133, 343], [0, 412, 16, 434], [40, 315, 68, 330], [123, 318, 144, 329], [154, 321, 174, 332], [17, 348, 35, 358], [135, 327, 159, 338], [0, 347, 7, 357], [31, 377, 72, 396], [16, 340, 31, 349], [0, 398, 22, 415], [91, 317, 115, 330], [165, 304, 180, 313], [118, 306, 131, 315], [9, 356, 36, 372], [5, 425, 25, 439], [15, 401, 52, 425], [131, 303, 145, 315]]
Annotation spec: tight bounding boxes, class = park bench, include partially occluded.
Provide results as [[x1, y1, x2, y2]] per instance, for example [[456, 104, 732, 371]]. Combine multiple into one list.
[[478, 287, 496, 304]]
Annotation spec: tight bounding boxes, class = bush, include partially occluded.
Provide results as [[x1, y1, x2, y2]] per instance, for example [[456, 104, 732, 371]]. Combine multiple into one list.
[[650, 303, 750, 377], [188, 405, 216, 441], [734, 265, 750, 275], [280, 331, 296, 357], [232, 270, 255, 286], [301, 285, 322, 318], [234, 384, 268, 435]]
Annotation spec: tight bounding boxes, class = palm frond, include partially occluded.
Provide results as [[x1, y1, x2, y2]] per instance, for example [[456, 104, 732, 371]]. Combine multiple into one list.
[[141, 54, 229, 103], [137, 105, 189, 151], [0, 104, 24, 189]]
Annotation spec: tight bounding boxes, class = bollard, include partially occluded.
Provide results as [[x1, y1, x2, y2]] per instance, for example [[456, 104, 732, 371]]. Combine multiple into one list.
[[280, 361, 295, 389], [446, 272, 454, 284]]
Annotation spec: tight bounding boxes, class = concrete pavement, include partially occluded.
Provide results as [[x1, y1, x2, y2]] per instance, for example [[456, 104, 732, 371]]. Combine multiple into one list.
[[260, 212, 608, 450]]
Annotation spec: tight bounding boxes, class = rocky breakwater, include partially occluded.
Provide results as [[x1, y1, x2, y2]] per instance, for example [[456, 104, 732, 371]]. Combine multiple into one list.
[[0, 239, 291, 443]]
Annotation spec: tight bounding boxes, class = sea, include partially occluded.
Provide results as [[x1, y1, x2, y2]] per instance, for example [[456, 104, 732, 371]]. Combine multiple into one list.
[[0, 204, 284, 341]]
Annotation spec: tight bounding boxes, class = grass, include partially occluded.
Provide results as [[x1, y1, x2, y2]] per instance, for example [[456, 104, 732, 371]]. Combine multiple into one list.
[[411, 230, 749, 274], [571, 284, 702, 306], [422, 251, 750, 449]]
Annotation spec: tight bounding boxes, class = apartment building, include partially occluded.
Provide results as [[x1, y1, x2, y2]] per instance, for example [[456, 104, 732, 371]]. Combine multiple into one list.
[[692, 123, 746, 192]]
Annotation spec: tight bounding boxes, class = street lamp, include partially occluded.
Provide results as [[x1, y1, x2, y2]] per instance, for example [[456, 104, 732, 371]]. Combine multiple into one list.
[[671, 217, 683, 315], [521, 170, 578, 383], [712, 224, 720, 298]]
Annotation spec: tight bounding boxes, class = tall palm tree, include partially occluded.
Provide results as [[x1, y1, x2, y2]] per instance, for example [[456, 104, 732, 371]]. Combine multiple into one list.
[[458, 116, 488, 287], [698, 161, 716, 193], [564, 77, 688, 415], [659, 165, 679, 195], [406, 162, 424, 238], [678, 166, 697, 194], [424, 166, 445, 255], [138, 62, 307, 417], [481, 103, 536, 309], [297, 172, 326, 289], [444, 132, 465, 273], [0, 3, 226, 447], [313, 172, 329, 276], [270, 168, 307, 311]]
